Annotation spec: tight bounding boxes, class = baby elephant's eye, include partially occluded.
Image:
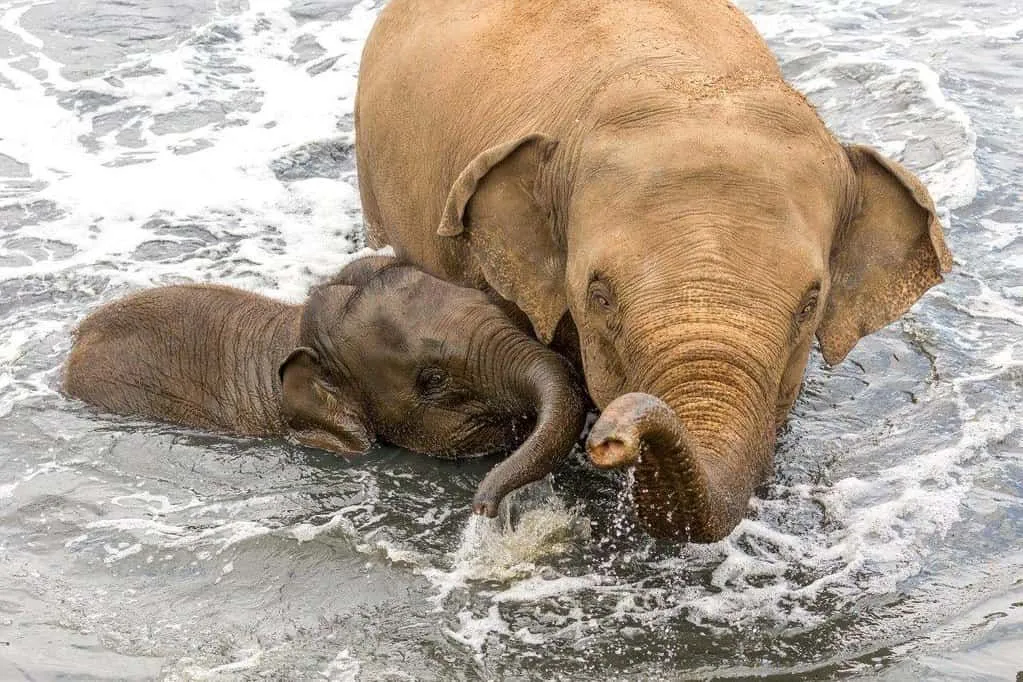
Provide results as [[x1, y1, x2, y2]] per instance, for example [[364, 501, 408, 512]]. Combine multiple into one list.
[[416, 367, 449, 396]]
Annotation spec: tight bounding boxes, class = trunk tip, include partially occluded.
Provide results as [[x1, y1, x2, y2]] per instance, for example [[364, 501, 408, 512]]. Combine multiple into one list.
[[471, 493, 501, 518], [587, 392, 671, 469], [586, 434, 639, 469]]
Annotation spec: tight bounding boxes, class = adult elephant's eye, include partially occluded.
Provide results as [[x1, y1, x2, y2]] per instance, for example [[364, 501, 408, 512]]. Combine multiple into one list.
[[588, 277, 615, 312], [796, 285, 821, 324], [416, 367, 449, 397]]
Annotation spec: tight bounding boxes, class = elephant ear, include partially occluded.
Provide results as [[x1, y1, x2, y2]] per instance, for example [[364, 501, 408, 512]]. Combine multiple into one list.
[[278, 347, 372, 456], [437, 133, 567, 343], [816, 144, 953, 365]]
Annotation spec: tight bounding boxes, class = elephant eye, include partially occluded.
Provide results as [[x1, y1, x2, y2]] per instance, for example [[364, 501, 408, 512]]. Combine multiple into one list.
[[416, 367, 449, 397], [797, 286, 821, 324], [588, 278, 615, 312]]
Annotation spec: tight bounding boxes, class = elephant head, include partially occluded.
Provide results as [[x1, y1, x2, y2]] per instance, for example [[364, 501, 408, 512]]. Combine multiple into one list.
[[436, 93, 951, 540], [277, 256, 586, 515]]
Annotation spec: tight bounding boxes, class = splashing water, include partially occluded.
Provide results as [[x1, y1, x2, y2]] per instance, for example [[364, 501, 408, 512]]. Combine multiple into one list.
[[451, 483, 590, 582]]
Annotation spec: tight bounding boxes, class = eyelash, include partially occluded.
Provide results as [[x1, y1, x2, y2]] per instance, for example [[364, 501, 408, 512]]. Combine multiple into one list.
[[417, 368, 448, 396], [588, 278, 614, 311], [796, 287, 821, 324]]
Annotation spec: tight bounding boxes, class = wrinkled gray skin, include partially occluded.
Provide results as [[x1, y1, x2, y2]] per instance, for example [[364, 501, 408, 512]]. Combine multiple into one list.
[[354, 0, 952, 540], [63, 256, 587, 515]]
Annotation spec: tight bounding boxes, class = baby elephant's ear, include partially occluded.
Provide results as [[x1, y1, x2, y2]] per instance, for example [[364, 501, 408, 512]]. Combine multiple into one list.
[[278, 347, 372, 456]]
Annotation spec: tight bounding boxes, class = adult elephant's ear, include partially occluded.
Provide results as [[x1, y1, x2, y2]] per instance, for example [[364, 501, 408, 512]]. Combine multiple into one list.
[[278, 348, 372, 456], [437, 133, 567, 343], [817, 145, 953, 365]]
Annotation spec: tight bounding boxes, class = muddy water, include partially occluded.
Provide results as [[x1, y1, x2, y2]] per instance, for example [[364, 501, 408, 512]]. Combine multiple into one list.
[[1, 0, 1021, 679]]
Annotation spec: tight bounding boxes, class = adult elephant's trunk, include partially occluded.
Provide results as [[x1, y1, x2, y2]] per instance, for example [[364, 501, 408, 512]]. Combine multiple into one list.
[[472, 337, 588, 517], [586, 328, 779, 542], [587, 393, 757, 541]]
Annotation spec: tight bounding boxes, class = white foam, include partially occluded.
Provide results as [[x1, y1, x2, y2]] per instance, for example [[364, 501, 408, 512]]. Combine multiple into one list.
[[751, 13, 833, 41], [0, 0, 381, 299], [103, 541, 142, 563], [83, 515, 274, 556], [985, 17, 1023, 39], [493, 575, 603, 604], [110, 491, 204, 515], [442, 604, 510, 653], [933, 277, 1023, 328], [320, 649, 362, 682], [0, 481, 17, 501], [0, 460, 69, 502], [288, 501, 372, 543], [178, 646, 264, 678], [0, 4, 43, 49], [86, 517, 189, 537], [422, 487, 591, 608]]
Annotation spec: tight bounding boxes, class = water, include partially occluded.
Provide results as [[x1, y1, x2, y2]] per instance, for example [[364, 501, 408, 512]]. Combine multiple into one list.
[[1, 0, 1020, 678]]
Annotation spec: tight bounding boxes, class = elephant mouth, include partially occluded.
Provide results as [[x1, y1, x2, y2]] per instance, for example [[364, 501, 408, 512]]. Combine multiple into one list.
[[434, 413, 536, 460]]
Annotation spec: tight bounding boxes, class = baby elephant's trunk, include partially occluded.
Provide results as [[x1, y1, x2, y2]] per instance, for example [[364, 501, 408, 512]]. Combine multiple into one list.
[[471, 339, 587, 517]]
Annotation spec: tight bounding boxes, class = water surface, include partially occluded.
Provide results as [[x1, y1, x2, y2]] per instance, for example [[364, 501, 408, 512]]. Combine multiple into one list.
[[1, 0, 1021, 678]]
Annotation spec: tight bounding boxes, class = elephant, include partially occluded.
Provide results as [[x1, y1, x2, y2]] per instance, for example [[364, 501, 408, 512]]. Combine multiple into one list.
[[353, 0, 952, 541], [62, 256, 587, 515]]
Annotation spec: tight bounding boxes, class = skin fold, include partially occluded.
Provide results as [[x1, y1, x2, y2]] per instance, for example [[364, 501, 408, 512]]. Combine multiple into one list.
[[354, 0, 953, 541], [63, 256, 587, 515]]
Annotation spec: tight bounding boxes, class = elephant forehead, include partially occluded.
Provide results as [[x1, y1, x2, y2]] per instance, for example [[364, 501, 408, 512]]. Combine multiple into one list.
[[351, 308, 461, 361], [344, 313, 410, 355], [575, 117, 843, 226], [569, 172, 830, 283], [569, 202, 824, 269], [577, 158, 823, 223], [376, 271, 489, 313]]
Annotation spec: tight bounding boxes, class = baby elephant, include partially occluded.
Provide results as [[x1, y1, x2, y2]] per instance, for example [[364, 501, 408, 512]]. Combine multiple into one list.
[[63, 256, 586, 515]]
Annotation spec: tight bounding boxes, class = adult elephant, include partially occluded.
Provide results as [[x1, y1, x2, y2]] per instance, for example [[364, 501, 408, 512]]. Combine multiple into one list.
[[353, 0, 952, 541]]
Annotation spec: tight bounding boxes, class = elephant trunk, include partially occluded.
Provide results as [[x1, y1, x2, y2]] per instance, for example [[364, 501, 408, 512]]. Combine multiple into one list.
[[588, 393, 757, 541], [472, 336, 588, 517], [587, 330, 778, 542]]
